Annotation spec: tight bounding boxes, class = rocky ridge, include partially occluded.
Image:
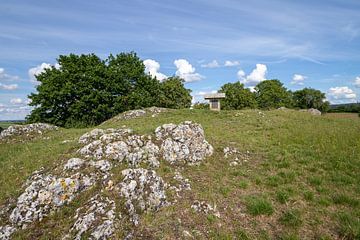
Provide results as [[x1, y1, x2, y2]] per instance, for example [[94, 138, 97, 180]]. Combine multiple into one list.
[[0, 123, 58, 141], [0, 120, 213, 239]]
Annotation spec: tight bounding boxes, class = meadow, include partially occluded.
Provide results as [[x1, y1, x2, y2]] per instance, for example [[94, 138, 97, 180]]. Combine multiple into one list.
[[0, 109, 359, 239]]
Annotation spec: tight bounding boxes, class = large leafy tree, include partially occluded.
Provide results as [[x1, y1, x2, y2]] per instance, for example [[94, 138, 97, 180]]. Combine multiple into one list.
[[27, 54, 109, 127], [219, 82, 257, 110], [158, 76, 192, 108], [293, 88, 329, 112], [255, 79, 292, 109], [27, 52, 192, 127]]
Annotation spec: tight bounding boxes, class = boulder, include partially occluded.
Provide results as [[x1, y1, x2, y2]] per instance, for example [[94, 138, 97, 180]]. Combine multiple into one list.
[[155, 121, 213, 165]]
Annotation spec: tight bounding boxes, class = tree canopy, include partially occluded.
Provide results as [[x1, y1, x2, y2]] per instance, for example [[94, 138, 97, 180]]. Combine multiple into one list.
[[219, 82, 257, 110], [27, 52, 191, 127], [292, 88, 329, 112], [255, 79, 293, 109]]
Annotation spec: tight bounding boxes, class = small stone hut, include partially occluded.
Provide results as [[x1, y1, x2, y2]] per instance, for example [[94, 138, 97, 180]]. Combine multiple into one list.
[[204, 93, 226, 111]]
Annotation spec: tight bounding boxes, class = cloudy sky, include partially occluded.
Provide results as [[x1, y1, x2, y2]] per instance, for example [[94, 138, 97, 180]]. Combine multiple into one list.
[[1, 0, 360, 120]]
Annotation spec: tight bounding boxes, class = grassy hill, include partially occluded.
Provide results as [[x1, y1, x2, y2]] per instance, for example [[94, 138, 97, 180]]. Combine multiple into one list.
[[0, 109, 359, 239]]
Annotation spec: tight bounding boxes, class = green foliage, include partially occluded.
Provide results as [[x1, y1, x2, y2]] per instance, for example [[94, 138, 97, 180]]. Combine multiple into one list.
[[26, 52, 191, 127], [329, 103, 360, 113], [219, 82, 257, 110], [192, 102, 209, 109], [245, 195, 274, 216], [293, 88, 329, 112], [255, 79, 292, 109], [158, 76, 192, 108]]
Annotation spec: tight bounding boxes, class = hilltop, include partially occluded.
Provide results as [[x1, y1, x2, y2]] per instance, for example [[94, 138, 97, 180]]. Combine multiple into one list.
[[0, 108, 359, 239]]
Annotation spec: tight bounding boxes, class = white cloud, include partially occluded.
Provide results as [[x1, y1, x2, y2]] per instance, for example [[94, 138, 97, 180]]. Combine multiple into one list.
[[196, 90, 217, 96], [327, 86, 357, 104], [237, 70, 246, 79], [224, 60, 240, 67], [0, 68, 20, 82], [143, 59, 167, 81], [354, 76, 360, 88], [174, 59, 204, 82], [10, 98, 23, 104], [201, 60, 220, 68], [238, 64, 267, 86], [28, 63, 60, 84], [0, 83, 18, 90], [291, 74, 307, 85]]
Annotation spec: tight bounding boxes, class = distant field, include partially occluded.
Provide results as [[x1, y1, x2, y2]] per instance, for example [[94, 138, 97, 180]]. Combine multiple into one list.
[[0, 121, 24, 129], [324, 112, 360, 119], [0, 109, 359, 239]]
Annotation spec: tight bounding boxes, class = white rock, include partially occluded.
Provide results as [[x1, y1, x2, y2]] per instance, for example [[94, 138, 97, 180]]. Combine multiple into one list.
[[155, 121, 213, 165], [64, 158, 85, 171], [119, 168, 167, 225], [0, 123, 58, 140]]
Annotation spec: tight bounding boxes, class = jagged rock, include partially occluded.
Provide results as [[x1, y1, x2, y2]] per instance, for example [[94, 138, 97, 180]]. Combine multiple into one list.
[[0, 123, 58, 140], [64, 158, 85, 171], [0, 225, 16, 240], [118, 168, 167, 225], [223, 147, 250, 166], [191, 200, 220, 218], [78, 128, 132, 144], [117, 109, 147, 120], [89, 160, 112, 172], [78, 131, 159, 168], [66, 194, 117, 240], [8, 172, 95, 229], [155, 121, 213, 165]]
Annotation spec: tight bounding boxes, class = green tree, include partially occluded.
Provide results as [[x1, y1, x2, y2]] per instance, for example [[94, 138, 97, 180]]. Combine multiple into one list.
[[158, 76, 192, 108], [293, 88, 329, 112], [219, 82, 257, 110], [255, 80, 292, 109], [27, 54, 109, 127], [27, 52, 193, 127]]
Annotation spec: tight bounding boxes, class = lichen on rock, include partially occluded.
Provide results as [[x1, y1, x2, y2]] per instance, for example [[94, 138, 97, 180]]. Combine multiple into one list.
[[66, 194, 117, 240], [78, 130, 160, 168], [155, 121, 213, 165], [8, 172, 96, 229], [118, 168, 167, 225], [0, 123, 58, 140]]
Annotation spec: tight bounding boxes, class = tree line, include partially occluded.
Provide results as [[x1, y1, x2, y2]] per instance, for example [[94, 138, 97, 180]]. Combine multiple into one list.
[[27, 52, 192, 127], [194, 80, 329, 112], [27, 51, 331, 128]]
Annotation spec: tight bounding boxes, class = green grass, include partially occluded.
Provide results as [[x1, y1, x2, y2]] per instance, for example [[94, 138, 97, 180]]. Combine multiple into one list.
[[279, 209, 302, 228], [1, 109, 360, 239], [245, 195, 274, 216]]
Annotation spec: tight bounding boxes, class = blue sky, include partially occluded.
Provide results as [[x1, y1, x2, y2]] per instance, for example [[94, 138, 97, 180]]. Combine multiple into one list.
[[0, 0, 360, 120]]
